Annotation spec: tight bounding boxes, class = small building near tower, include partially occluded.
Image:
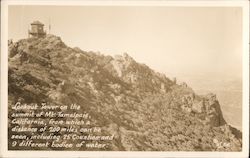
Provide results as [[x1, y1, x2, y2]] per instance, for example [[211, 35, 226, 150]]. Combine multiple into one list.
[[28, 21, 46, 38]]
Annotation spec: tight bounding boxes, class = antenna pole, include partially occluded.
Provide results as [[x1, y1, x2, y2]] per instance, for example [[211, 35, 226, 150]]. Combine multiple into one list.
[[28, 24, 30, 38], [49, 18, 51, 34]]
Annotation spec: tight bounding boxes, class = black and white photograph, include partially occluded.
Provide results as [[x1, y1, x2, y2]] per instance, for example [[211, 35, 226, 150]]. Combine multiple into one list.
[[1, 0, 249, 158]]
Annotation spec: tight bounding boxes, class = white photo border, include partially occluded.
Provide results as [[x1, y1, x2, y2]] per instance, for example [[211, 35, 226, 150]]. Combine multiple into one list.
[[1, 0, 249, 158]]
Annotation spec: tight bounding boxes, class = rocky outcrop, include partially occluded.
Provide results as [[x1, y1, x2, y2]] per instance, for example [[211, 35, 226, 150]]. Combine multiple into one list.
[[204, 93, 226, 127], [180, 92, 226, 127]]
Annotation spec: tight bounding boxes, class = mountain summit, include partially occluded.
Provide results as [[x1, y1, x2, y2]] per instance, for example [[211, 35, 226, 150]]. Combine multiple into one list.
[[8, 34, 242, 151]]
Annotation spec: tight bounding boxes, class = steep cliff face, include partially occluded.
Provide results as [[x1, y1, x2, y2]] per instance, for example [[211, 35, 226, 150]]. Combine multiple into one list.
[[8, 35, 242, 151]]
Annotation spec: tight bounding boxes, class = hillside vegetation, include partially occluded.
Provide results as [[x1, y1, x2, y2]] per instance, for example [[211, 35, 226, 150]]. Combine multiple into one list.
[[8, 35, 242, 151]]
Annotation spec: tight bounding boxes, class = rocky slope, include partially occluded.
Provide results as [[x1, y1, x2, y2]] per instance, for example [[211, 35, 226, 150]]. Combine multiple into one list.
[[8, 34, 242, 151]]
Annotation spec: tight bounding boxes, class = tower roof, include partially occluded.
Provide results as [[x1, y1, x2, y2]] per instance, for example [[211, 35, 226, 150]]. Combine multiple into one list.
[[31, 21, 44, 26]]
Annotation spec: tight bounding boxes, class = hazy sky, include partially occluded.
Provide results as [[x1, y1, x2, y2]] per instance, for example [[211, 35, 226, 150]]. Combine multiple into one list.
[[8, 6, 242, 89]]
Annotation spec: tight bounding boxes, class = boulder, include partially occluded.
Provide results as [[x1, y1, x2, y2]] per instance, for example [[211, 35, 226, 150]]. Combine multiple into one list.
[[192, 100, 205, 113]]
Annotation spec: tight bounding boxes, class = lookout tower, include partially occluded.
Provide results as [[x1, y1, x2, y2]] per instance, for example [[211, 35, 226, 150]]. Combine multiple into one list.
[[28, 21, 46, 38]]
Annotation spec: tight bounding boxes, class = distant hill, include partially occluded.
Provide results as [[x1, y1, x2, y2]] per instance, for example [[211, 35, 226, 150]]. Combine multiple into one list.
[[8, 34, 242, 151]]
